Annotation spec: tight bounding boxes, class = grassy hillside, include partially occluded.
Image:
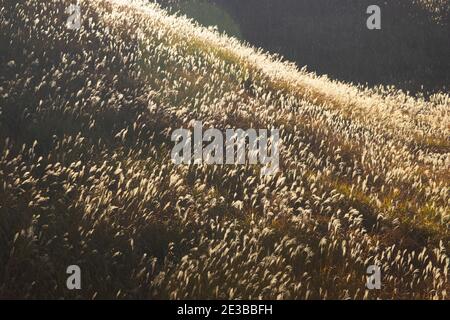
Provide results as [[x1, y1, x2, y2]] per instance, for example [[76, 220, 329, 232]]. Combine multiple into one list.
[[167, 0, 242, 39], [0, 0, 449, 299], [165, 0, 450, 93]]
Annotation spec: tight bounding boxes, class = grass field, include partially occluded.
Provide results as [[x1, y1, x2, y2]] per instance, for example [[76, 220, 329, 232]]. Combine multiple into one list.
[[0, 0, 448, 299], [169, 0, 450, 93]]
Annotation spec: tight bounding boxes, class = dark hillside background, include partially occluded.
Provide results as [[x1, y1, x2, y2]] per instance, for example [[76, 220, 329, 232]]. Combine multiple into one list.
[[158, 0, 450, 94]]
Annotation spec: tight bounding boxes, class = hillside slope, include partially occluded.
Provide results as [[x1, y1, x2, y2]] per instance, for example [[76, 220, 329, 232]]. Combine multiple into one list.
[[162, 0, 450, 93], [0, 0, 449, 299]]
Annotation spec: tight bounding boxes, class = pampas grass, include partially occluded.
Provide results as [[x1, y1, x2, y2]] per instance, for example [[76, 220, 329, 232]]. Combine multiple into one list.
[[0, 0, 448, 299]]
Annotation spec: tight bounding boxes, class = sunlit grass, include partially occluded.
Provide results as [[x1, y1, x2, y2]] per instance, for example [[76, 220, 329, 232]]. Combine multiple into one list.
[[0, 0, 448, 299]]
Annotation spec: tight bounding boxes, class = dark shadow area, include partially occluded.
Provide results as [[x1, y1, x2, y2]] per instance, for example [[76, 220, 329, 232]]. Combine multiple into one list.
[[159, 0, 450, 94]]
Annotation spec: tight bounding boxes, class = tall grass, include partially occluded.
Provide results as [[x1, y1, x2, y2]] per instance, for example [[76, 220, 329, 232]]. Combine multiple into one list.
[[0, 0, 448, 299]]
